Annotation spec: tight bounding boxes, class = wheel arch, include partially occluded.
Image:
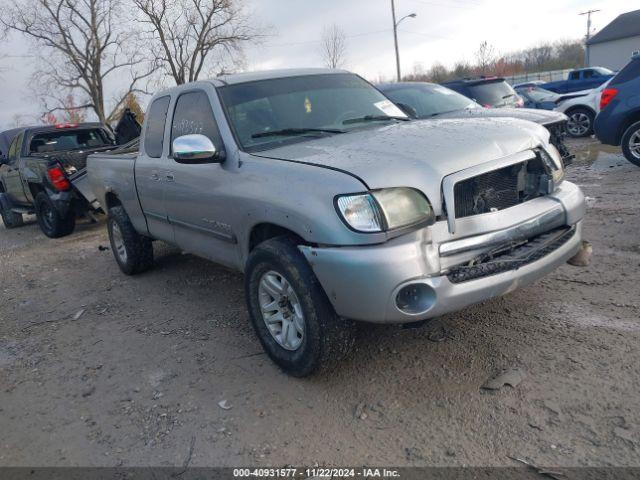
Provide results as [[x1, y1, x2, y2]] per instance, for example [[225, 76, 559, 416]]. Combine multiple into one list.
[[104, 191, 123, 211], [619, 110, 640, 144], [247, 222, 306, 255], [565, 104, 596, 116]]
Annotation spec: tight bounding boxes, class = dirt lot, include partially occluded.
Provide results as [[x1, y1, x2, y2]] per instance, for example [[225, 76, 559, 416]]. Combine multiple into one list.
[[1, 138, 639, 468]]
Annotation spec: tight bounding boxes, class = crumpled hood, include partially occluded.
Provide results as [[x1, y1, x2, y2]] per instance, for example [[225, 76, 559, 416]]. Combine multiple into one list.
[[253, 117, 551, 215], [436, 107, 567, 125]]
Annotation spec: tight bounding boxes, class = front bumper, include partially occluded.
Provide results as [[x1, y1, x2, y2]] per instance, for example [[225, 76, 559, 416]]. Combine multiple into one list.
[[300, 181, 585, 324]]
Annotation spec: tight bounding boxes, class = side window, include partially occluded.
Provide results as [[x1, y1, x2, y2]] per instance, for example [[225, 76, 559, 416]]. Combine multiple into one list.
[[583, 70, 594, 79], [7, 133, 24, 165], [170, 91, 223, 152], [610, 59, 640, 86], [569, 72, 579, 81], [144, 96, 171, 158]]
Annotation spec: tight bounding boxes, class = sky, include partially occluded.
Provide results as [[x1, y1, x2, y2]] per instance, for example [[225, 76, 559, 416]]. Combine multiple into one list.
[[0, 0, 635, 129]]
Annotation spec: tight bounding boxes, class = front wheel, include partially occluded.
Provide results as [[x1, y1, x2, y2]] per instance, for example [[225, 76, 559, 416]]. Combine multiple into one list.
[[245, 236, 355, 377], [566, 107, 595, 138], [0, 194, 24, 229], [621, 121, 640, 167], [35, 192, 75, 238]]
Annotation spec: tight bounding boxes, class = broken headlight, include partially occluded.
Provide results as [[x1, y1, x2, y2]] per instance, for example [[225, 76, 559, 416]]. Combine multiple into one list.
[[336, 187, 435, 233], [538, 146, 565, 184]]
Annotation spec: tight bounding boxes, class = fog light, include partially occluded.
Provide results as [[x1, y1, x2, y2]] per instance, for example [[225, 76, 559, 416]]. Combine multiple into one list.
[[395, 283, 436, 315]]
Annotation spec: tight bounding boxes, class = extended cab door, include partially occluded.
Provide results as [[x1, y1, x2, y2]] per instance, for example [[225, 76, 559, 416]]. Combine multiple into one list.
[[0, 132, 30, 205], [162, 88, 240, 268], [135, 95, 174, 242]]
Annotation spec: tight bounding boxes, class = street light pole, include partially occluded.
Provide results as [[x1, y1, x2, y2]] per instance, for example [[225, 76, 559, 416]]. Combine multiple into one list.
[[391, 0, 416, 82], [391, 0, 401, 81]]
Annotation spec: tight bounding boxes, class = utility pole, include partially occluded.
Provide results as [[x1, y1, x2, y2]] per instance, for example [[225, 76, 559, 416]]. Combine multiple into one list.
[[391, 0, 401, 81], [391, 0, 416, 82], [580, 9, 600, 67]]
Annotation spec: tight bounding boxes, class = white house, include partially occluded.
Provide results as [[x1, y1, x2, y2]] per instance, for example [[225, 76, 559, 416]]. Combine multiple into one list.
[[587, 9, 640, 71]]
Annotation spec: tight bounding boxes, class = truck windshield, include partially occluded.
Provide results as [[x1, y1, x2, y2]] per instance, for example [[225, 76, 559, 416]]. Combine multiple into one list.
[[467, 81, 517, 107], [381, 84, 478, 118], [29, 128, 112, 154], [218, 73, 408, 151]]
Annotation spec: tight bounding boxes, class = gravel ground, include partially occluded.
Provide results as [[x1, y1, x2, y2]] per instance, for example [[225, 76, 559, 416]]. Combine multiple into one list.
[[0, 138, 639, 468]]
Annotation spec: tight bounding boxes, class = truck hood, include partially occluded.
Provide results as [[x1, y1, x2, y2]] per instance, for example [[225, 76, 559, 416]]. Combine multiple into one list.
[[435, 107, 567, 125], [252, 117, 550, 215]]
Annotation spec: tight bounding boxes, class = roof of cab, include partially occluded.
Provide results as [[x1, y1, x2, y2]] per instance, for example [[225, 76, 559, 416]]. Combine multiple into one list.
[[212, 68, 350, 86]]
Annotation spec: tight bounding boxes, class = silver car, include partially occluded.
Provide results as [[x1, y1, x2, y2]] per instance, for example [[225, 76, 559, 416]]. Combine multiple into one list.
[[88, 69, 585, 376]]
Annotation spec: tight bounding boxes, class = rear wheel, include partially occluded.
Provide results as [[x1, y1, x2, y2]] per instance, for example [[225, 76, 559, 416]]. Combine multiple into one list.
[[245, 236, 356, 377], [107, 205, 154, 275], [566, 107, 594, 137], [621, 121, 640, 167], [35, 192, 75, 238]]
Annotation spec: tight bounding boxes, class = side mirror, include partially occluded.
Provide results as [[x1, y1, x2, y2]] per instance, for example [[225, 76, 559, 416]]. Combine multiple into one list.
[[172, 134, 223, 164]]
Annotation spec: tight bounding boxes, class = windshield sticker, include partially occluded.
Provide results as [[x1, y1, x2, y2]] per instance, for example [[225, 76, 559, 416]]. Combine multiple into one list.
[[374, 100, 405, 117], [304, 97, 312, 114]]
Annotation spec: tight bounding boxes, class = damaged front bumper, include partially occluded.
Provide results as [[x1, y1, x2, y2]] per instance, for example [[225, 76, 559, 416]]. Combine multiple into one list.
[[299, 181, 585, 324]]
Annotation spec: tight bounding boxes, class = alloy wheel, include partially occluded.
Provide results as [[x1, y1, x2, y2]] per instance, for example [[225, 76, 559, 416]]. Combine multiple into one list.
[[111, 222, 128, 264], [258, 270, 305, 351], [567, 112, 591, 136]]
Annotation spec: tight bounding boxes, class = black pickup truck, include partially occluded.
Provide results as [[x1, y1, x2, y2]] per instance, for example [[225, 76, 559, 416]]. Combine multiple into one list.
[[0, 120, 137, 238]]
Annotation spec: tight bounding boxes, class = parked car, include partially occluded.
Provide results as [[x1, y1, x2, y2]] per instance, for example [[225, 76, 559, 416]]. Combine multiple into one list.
[[88, 69, 585, 376], [378, 82, 573, 163], [594, 54, 640, 166], [555, 81, 611, 138], [513, 80, 546, 88], [513, 85, 559, 110], [0, 123, 117, 236], [541, 67, 614, 94], [441, 77, 524, 108]]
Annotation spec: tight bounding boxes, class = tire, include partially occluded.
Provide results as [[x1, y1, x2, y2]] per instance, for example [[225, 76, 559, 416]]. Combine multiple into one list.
[[245, 236, 356, 377], [34, 192, 75, 238], [0, 194, 24, 229], [107, 205, 154, 275], [621, 121, 640, 167], [565, 107, 595, 138]]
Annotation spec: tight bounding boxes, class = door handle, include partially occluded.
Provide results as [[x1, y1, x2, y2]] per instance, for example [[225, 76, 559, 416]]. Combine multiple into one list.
[[165, 173, 175, 182], [150, 172, 159, 181]]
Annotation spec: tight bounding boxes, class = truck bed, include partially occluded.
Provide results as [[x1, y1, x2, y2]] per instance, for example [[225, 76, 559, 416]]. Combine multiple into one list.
[[87, 146, 146, 233]]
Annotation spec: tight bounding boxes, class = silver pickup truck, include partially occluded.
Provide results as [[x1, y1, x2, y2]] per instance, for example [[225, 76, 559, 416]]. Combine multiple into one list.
[[88, 69, 586, 376]]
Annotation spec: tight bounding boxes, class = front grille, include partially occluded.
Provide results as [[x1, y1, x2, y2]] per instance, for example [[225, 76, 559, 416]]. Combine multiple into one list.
[[447, 226, 576, 284], [454, 155, 547, 219], [546, 121, 572, 163]]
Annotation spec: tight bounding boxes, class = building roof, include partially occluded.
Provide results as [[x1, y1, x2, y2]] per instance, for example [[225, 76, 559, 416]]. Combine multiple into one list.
[[588, 9, 640, 45]]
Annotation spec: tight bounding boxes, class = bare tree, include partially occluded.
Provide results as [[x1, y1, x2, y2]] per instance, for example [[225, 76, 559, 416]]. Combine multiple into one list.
[[321, 24, 347, 69], [134, 0, 258, 85], [1, 0, 154, 124], [475, 40, 496, 75]]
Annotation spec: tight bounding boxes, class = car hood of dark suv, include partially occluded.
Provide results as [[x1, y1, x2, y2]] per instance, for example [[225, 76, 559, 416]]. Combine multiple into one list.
[[434, 107, 567, 126]]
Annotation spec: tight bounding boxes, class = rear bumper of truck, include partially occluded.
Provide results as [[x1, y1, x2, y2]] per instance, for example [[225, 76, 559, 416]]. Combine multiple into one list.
[[299, 181, 585, 324]]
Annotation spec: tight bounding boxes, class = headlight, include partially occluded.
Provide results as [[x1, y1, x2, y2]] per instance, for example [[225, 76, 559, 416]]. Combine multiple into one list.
[[336, 188, 434, 233], [538, 147, 565, 184]]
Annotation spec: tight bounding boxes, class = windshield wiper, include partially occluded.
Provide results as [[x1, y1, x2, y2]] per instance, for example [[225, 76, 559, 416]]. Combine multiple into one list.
[[252, 127, 345, 139], [342, 115, 410, 125]]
